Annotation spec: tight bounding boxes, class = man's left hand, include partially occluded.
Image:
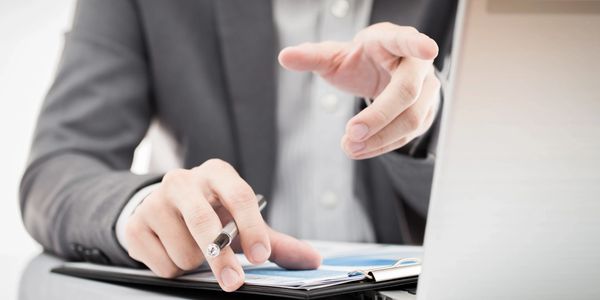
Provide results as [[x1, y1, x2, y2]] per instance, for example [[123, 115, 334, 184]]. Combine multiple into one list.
[[279, 22, 441, 159]]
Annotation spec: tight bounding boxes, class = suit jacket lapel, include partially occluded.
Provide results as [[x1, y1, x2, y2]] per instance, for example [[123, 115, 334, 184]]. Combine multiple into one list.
[[214, 0, 277, 199]]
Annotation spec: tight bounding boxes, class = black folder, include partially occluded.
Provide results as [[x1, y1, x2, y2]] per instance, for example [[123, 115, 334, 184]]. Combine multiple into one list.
[[51, 264, 418, 299]]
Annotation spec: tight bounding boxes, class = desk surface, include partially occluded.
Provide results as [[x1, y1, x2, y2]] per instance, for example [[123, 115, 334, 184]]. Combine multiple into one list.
[[14, 253, 415, 300]]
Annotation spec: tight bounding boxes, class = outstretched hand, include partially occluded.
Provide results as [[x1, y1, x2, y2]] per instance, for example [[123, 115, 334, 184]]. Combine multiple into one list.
[[126, 159, 321, 292], [279, 22, 441, 159]]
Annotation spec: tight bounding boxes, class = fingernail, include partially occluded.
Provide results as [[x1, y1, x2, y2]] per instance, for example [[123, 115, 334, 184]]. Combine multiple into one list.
[[349, 124, 369, 141], [251, 243, 269, 263], [220, 267, 241, 289], [348, 142, 366, 153]]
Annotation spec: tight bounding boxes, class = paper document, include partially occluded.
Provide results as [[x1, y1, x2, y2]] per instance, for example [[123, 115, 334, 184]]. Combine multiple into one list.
[[63, 241, 422, 290]]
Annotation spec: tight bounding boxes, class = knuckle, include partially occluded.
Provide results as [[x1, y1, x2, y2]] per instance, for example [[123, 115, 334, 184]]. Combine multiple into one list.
[[404, 26, 419, 34], [364, 22, 395, 36], [403, 110, 422, 131], [370, 132, 386, 149], [187, 207, 215, 232], [378, 21, 394, 28], [161, 169, 192, 203], [355, 28, 369, 41], [372, 107, 391, 125], [397, 80, 420, 103], [224, 188, 255, 209], [160, 187, 178, 206], [203, 158, 232, 171], [163, 169, 187, 183]]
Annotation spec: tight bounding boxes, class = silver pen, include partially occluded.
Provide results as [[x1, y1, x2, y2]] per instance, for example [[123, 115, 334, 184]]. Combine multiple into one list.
[[207, 195, 267, 257]]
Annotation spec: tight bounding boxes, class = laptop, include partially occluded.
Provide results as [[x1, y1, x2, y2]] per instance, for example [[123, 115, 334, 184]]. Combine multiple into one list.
[[416, 1, 600, 299]]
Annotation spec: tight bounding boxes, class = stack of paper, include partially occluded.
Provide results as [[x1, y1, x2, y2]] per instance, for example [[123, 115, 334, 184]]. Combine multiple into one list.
[[63, 241, 423, 291]]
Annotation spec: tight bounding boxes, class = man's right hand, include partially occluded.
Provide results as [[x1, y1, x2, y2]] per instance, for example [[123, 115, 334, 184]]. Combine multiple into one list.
[[124, 159, 322, 292]]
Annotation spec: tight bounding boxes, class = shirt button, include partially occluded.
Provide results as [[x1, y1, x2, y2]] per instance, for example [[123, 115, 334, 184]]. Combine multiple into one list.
[[321, 94, 339, 113], [320, 191, 339, 209], [330, 0, 350, 18]]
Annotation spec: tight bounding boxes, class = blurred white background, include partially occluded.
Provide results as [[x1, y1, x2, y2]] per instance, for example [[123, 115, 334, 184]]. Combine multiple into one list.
[[0, 0, 76, 297]]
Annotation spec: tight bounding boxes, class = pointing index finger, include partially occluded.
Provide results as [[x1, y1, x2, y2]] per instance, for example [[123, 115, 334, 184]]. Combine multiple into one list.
[[172, 184, 245, 292], [278, 41, 349, 75], [201, 162, 272, 266]]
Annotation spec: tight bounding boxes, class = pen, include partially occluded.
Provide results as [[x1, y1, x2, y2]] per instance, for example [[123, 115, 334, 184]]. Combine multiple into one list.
[[207, 195, 267, 257]]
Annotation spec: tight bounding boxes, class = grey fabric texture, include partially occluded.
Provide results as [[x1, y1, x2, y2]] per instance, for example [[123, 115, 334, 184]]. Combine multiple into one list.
[[20, 0, 457, 267]]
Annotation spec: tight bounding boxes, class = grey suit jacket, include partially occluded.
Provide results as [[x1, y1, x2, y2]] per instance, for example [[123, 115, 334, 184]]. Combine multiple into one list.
[[20, 0, 457, 267]]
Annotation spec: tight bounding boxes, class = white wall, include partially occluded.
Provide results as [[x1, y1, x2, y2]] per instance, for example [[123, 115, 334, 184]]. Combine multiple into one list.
[[0, 0, 76, 295]]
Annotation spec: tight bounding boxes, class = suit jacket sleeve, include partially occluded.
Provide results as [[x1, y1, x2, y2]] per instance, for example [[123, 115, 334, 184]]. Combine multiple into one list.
[[19, 0, 161, 267]]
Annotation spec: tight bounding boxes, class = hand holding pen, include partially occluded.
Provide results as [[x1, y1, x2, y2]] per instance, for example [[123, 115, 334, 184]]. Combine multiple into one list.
[[207, 195, 268, 257], [124, 160, 321, 292]]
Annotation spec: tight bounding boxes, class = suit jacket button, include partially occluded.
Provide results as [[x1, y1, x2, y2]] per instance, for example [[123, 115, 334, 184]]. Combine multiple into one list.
[[70, 243, 85, 260], [89, 249, 110, 265]]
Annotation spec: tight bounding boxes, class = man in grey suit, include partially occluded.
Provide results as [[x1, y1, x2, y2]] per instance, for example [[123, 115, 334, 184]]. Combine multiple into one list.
[[20, 0, 456, 292]]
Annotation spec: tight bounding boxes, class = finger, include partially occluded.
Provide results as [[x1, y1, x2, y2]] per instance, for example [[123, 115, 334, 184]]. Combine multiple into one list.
[[143, 197, 204, 271], [343, 71, 440, 157], [345, 59, 433, 143], [125, 220, 183, 278], [164, 170, 245, 292], [278, 41, 350, 75], [348, 87, 438, 160], [177, 192, 245, 291], [268, 227, 321, 270], [357, 24, 438, 60], [202, 160, 271, 265], [352, 137, 412, 160]]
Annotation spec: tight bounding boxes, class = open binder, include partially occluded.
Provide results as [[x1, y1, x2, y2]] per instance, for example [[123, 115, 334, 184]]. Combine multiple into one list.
[[52, 242, 422, 299]]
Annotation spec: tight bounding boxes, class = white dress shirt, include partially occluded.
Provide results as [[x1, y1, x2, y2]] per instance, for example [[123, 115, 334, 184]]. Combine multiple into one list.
[[268, 0, 375, 242], [116, 0, 376, 249]]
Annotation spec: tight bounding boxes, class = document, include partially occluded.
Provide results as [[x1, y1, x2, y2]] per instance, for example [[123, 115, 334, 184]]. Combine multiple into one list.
[[62, 241, 422, 290]]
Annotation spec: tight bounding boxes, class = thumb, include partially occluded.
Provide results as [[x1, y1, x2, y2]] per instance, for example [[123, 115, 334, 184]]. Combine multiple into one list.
[[268, 227, 322, 269], [278, 41, 350, 75]]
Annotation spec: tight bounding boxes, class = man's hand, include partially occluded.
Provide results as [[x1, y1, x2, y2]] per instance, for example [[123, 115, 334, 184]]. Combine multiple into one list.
[[279, 22, 441, 159], [125, 159, 322, 292]]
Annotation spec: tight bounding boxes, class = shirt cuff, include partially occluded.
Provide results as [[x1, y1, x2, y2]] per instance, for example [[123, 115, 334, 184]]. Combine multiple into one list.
[[115, 183, 160, 250]]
